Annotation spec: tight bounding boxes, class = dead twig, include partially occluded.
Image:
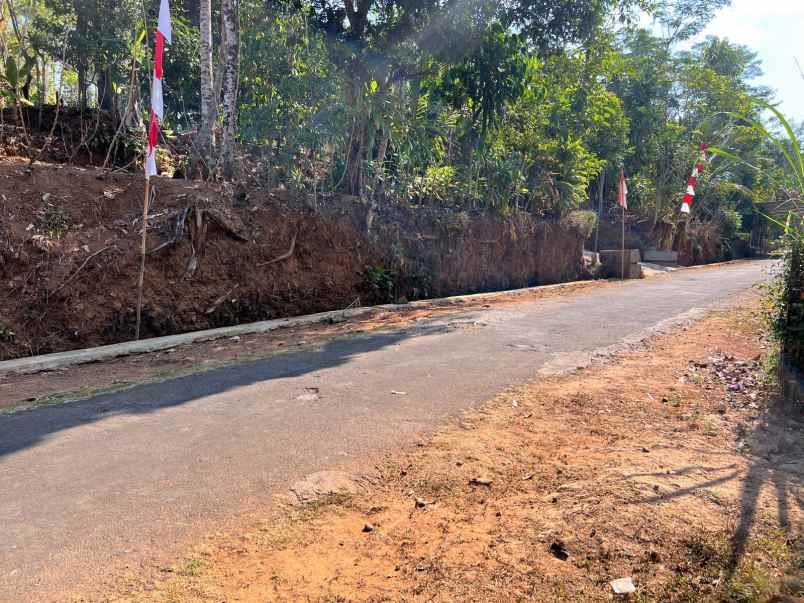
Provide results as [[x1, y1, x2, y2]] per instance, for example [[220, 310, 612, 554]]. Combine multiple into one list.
[[103, 59, 140, 169], [259, 229, 298, 266], [68, 83, 109, 165], [111, 156, 139, 173], [205, 284, 239, 314], [148, 207, 191, 254], [51, 246, 112, 295]]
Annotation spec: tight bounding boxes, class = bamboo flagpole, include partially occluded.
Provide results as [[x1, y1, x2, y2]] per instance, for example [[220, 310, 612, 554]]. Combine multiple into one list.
[[135, 180, 151, 340], [135, 0, 172, 340], [617, 166, 628, 280], [680, 144, 708, 215], [594, 169, 605, 252], [621, 202, 625, 280]]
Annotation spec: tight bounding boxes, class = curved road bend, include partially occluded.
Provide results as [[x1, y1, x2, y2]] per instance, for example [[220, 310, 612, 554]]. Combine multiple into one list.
[[0, 260, 773, 601]]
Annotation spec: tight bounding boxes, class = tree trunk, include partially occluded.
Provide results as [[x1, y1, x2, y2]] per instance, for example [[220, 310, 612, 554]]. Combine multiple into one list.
[[213, 32, 225, 108], [198, 0, 215, 171], [124, 64, 142, 128], [38, 56, 47, 105], [345, 121, 365, 197], [219, 0, 239, 180], [97, 68, 114, 112], [371, 129, 390, 201], [74, 2, 88, 111], [77, 64, 87, 111]]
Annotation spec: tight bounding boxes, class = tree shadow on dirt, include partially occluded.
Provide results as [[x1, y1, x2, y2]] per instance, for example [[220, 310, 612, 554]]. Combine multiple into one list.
[[721, 397, 802, 585], [0, 323, 449, 458], [626, 463, 739, 480], [632, 395, 802, 587]]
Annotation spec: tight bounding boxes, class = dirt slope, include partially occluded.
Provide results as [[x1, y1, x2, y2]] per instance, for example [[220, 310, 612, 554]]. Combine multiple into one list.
[[0, 159, 381, 358], [0, 158, 586, 360]]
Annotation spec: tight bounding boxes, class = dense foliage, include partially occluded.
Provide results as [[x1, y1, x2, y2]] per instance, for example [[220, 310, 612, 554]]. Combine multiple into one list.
[[774, 240, 803, 371], [0, 0, 801, 255], [737, 107, 804, 373]]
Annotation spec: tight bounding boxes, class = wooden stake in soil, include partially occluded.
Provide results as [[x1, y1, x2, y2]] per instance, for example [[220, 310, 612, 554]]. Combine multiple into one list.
[[135, 179, 152, 340]]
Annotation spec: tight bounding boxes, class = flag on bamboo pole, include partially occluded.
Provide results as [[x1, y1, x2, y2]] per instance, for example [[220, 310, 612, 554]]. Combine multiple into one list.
[[617, 167, 628, 210], [680, 143, 708, 214], [145, 0, 172, 178]]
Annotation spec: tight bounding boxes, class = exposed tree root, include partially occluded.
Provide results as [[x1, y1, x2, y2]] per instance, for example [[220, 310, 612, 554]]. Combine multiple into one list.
[[259, 229, 298, 266]]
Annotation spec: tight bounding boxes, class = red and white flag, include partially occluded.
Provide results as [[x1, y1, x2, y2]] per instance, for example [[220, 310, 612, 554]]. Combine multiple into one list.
[[680, 143, 707, 214], [145, 0, 172, 179], [617, 167, 628, 210]]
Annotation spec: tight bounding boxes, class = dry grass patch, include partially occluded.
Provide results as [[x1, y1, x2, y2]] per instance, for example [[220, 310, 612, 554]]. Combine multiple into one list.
[[108, 293, 802, 603]]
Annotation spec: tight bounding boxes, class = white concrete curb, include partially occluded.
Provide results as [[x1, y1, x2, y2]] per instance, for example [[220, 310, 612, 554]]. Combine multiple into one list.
[[0, 280, 599, 376], [1, 257, 763, 377], [0, 307, 373, 376]]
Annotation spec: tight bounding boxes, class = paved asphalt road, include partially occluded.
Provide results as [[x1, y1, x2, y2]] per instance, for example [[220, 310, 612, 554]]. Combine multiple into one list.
[[0, 261, 773, 601]]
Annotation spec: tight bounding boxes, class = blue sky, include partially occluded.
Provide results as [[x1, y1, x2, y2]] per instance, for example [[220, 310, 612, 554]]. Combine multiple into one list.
[[688, 0, 804, 122]]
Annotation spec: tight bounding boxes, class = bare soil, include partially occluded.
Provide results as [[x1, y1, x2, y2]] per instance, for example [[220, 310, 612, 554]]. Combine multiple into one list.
[[103, 293, 803, 603], [0, 157, 587, 361], [0, 157, 383, 359], [0, 280, 603, 410], [0, 106, 125, 168]]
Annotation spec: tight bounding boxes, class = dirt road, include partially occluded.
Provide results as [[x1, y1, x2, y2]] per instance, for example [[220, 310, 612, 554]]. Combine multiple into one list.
[[0, 260, 775, 600]]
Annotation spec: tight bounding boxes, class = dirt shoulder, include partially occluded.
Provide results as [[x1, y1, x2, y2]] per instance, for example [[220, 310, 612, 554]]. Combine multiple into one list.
[[0, 280, 604, 411], [105, 292, 802, 603]]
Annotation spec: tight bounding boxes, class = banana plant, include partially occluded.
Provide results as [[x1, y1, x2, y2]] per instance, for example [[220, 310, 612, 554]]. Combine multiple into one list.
[[708, 99, 803, 240], [0, 55, 35, 107]]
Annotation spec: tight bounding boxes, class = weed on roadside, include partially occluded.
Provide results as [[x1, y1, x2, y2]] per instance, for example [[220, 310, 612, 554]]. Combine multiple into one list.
[[291, 493, 353, 523], [35, 201, 71, 239], [181, 559, 203, 577], [656, 529, 798, 603]]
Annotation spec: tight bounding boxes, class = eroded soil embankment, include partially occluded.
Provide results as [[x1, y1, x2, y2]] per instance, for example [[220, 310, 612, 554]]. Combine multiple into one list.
[[0, 158, 586, 359]]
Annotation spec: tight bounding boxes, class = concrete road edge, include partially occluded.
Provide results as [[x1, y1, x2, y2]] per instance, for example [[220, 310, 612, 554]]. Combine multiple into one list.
[[0, 280, 601, 376]]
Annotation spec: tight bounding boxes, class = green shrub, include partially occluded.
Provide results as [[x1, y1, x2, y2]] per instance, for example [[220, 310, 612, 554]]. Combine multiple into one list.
[[0, 323, 14, 343], [36, 202, 71, 239], [768, 238, 804, 371], [363, 265, 396, 302], [563, 210, 598, 238]]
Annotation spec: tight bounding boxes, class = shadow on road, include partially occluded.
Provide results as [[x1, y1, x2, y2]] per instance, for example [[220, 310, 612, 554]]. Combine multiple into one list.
[[0, 324, 441, 459]]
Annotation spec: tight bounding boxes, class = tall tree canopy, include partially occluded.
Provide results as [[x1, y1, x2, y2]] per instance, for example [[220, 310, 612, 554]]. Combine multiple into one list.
[[2, 0, 799, 259]]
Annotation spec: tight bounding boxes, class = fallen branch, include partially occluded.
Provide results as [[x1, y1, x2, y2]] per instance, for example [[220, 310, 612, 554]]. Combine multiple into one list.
[[51, 246, 112, 295], [148, 207, 191, 254], [204, 207, 248, 241], [103, 59, 140, 169], [259, 229, 298, 266]]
